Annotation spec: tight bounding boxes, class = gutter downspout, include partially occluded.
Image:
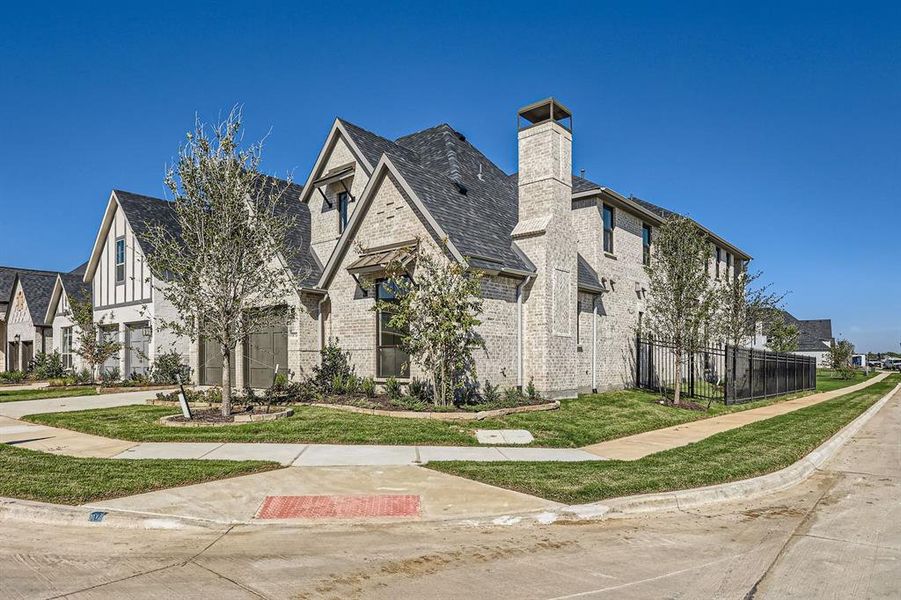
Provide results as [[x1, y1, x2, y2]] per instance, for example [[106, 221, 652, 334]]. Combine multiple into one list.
[[318, 295, 329, 356], [592, 296, 598, 393], [516, 275, 532, 389]]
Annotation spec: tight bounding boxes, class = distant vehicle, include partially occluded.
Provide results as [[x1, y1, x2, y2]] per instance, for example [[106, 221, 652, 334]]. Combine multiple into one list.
[[868, 360, 882, 368], [883, 358, 901, 371], [851, 355, 866, 368]]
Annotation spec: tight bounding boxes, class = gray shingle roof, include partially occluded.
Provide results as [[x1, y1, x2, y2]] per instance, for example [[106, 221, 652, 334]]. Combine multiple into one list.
[[577, 254, 602, 291], [15, 271, 59, 326], [1, 264, 86, 316], [338, 119, 419, 170], [772, 310, 834, 352], [59, 272, 91, 305], [115, 179, 321, 289], [114, 190, 182, 261]]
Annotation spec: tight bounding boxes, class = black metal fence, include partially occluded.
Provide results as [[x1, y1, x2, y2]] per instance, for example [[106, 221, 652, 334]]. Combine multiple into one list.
[[636, 337, 816, 404]]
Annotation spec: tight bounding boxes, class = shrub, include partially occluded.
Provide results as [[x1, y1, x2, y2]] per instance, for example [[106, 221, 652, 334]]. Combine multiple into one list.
[[361, 376, 376, 398], [344, 373, 360, 395], [0, 370, 27, 384], [74, 368, 92, 384], [525, 377, 541, 401], [503, 386, 523, 405], [482, 381, 500, 404], [30, 352, 66, 379], [48, 376, 77, 387], [99, 368, 120, 385], [331, 374, 347, 395], [150, 351, 192, 384], [125, 372, 151, 386], [408, 378, 433, 403], [312, 340, 354, 393], [384, 377, 403, 400]]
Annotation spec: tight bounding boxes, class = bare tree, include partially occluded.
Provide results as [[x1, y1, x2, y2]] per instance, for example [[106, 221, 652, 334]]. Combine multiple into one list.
[[68, 297, 120, 383], [644, 216, 719, 405], [715, 268, 785, 348], [142, 108, 300, 416]]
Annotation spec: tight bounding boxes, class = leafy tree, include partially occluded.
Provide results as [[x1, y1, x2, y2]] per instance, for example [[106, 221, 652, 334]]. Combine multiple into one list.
[[68, 297, 121, 383], [826, 339, 855, 377], [644, 216, 718, 405], [715, 268, 785, 348], [142, 108, 301, 416], [766, 319, 800, 353], [378, 243, 484, 406]]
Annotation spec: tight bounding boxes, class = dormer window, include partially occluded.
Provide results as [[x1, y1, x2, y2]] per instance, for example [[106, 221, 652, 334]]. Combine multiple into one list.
[[602, 204, 615, 254], [115, 237, 125, 284], [338, 192, 349, 233]]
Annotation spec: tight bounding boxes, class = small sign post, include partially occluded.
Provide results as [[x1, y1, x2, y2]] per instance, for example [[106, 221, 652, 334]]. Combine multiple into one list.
[[176, 373, 192, 420]]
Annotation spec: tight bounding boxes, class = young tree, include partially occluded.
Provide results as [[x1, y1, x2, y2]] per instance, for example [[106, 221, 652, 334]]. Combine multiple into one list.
[[142, 108, 300, 416], [826, 339, 855, 377], [377, 243, 484, 406], [715, 268, 785, 348], [766, 319, 800, 353], [644, 216, 719, 405], [68, 297, 121, 383]]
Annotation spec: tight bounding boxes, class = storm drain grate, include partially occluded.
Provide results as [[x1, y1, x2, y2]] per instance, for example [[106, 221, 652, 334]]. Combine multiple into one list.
[[255, 495, 421, 519]]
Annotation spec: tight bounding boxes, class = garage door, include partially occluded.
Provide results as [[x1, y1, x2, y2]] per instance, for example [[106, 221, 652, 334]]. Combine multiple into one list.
[[199, 337, 236, 386], [244, 322, 288, 389]]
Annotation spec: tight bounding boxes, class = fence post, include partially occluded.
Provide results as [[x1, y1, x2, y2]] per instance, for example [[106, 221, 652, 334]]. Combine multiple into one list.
[[689, 352, 695, 398]]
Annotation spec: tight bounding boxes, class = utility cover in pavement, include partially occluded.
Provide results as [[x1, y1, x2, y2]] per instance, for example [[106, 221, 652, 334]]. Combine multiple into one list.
[[475, 429, 535, 444], [255, 495, 421, 519]]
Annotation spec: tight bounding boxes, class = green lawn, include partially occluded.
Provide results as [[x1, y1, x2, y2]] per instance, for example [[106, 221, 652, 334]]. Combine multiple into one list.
[[23, 370, 874, 448], [428, 374, 899, 504], [815, 369, 878, 392], [0, 386, 98, 403], [0, 444, 280, 505]]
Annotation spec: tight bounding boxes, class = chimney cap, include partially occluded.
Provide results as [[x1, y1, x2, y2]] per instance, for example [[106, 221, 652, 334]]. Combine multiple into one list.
[[517, 97, 572, 131]]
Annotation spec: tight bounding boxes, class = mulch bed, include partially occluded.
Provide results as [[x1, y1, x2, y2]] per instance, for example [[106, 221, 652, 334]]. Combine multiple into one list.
[[656, 398, 707, 411], [167, 407, 277, 424]]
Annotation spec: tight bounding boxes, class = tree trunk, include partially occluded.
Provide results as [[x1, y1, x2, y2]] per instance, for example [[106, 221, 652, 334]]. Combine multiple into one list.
[[674, 350, 682, 406], [221, 346, 232, 417]]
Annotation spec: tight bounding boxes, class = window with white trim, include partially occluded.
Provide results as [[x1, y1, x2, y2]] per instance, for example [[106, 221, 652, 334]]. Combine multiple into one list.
[[115, 237, 125, 284], [602, 204, 615, 254]]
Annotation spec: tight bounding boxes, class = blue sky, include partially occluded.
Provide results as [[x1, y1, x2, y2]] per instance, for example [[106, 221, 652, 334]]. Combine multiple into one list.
[[1, 1, 898, 352]]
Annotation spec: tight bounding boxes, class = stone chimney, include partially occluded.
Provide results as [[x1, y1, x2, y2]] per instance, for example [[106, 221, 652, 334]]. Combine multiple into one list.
[[513, 98, 577, 399]]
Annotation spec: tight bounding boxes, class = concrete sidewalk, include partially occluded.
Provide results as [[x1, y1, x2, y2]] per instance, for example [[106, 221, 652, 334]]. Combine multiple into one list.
[[584, 371, 891, 460], [0, 388, 168, 419]]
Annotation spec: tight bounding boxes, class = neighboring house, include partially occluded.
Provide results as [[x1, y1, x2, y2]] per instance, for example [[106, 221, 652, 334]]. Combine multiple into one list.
[[753, 309, 834, 365], [82, 183, 320, 386], [1, 263, 87, 371], [44, 271, 92, 372], [302, 98, 750, 397]]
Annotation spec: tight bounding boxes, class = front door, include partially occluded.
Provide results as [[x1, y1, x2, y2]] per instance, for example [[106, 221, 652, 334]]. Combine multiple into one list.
[[8, 342, 18, 371], [124, 323, 150, 377], [244, 322, 288, 389], [22, 342, 33, 371]]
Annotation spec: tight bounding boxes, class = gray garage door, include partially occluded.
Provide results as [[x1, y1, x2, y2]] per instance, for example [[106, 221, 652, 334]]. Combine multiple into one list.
[[199, 337, 237, 386], [244, 322, 288, 389]]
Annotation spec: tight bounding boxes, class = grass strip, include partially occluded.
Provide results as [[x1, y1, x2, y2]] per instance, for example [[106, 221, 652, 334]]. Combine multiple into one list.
[[0, 386, 98, 403], [22, 372, 877, 447], [0, 444, 280, 505], [428, 374, 899, 504]]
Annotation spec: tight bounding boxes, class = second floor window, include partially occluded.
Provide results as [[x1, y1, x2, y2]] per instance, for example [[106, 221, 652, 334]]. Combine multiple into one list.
[[642, 224, 652, 266], [115, 238, 125, 284], [602, 204, 615, 254], [338, 192, 349, 233], [715, 247, 722, 279], [726, 252, 733, 280]]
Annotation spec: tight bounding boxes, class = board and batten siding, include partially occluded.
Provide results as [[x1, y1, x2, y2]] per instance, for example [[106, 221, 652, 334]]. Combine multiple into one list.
[[93, 204, 153, 309]]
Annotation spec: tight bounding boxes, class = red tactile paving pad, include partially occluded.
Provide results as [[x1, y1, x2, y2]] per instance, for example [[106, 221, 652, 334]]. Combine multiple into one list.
[[255, 495, 421, 519]]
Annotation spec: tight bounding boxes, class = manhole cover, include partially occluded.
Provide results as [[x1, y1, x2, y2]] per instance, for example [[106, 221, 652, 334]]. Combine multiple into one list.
[[255, 495, 421, 519]]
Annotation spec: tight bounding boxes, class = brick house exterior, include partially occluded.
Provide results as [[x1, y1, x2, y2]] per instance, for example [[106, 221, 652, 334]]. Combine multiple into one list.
[[67, 97, 750, 397]]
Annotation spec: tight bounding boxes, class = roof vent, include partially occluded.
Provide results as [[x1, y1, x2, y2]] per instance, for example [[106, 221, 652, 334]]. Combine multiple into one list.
[[453, 180, 468, 195], [455, 131, 466, 142]]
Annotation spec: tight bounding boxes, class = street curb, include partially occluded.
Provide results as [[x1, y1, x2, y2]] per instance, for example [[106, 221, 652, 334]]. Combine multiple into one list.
[[550, 381, 901, 522], [0, 497, 230, 531], [1, 382, 897, 530]]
